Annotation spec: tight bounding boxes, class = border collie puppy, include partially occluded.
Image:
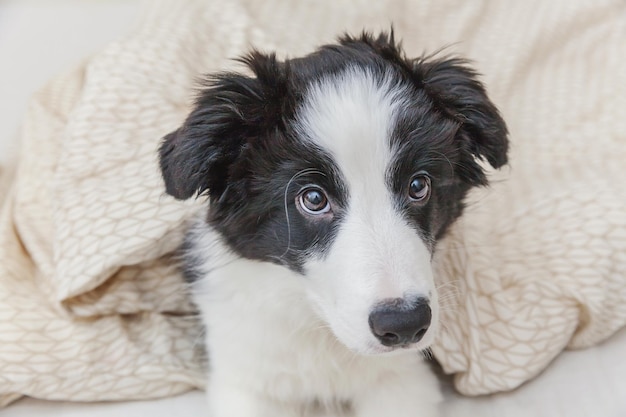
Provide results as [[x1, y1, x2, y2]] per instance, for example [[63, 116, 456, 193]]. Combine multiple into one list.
[[159, 31, 508, 417]]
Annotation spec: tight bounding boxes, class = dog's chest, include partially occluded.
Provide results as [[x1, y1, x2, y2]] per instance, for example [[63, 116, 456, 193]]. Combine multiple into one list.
[[193, 255, 401, 403]]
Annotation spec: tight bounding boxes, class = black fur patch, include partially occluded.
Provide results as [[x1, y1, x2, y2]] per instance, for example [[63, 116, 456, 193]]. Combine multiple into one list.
[[209, 134, 349, 272]]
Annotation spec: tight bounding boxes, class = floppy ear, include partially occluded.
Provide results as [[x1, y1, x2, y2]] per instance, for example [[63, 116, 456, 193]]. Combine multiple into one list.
[[159, 51, 289, 200], [413, 57, 509, 185]]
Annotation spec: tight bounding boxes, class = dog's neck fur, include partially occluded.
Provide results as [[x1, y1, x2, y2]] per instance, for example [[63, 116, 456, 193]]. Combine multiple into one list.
[[187, 219, 439, 413]]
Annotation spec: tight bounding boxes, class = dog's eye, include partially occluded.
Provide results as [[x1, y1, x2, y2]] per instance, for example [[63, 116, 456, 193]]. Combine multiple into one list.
[[298, 188, 331, 215], [408, 174, 431, 202]]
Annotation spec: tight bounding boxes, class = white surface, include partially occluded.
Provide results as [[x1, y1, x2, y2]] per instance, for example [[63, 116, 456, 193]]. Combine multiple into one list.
[[1, 2, 625, 417], [0, 0, 140, 163]]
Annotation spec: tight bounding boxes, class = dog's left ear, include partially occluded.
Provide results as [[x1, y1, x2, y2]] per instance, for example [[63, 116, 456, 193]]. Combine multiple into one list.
[[413, 57, 509, 185], [343, 31, 508, 185]]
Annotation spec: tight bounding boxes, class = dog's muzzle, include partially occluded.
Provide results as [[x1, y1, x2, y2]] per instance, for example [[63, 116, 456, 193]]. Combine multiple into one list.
[[368, 297, 431, 347]]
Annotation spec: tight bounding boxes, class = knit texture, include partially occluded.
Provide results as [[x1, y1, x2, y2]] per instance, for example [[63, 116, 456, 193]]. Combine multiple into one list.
[[0, 0, 624, 406]]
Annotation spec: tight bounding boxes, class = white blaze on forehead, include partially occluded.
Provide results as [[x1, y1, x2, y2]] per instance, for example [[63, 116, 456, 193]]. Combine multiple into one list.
[[296, 67, 433, 291], [295, 67, 409, 185]]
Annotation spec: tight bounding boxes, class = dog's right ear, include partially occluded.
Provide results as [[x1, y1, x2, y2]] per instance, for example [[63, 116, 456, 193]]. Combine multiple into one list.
[[159, 51, 289, 200]]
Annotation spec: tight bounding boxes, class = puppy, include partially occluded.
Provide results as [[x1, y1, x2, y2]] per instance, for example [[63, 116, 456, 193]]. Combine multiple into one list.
[[159, 31, 508, 417]]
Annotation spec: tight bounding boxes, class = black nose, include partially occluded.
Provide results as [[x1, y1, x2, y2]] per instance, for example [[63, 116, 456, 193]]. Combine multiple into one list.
[[368, 298, 431, 347]]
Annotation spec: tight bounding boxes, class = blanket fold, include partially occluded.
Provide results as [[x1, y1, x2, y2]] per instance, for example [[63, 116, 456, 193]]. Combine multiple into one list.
[[1, 0, 625, 406]]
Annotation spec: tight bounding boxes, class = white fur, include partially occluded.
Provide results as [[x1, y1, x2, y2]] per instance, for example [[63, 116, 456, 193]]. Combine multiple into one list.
[[190, 68, 442, 416], [296, 68, 438, 355], [189, 225, 441, 417]]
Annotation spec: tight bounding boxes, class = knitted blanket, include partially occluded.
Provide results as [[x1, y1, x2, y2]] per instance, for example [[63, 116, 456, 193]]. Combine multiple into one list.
[[1, 0, 625, 406]]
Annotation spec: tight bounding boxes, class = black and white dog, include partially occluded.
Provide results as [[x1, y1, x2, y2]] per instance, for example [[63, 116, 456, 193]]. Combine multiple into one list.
[[159, 31, 508, 417]]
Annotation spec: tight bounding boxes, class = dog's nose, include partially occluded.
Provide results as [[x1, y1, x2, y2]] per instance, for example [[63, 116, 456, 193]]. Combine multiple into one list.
[[368, 298, 431, 347]]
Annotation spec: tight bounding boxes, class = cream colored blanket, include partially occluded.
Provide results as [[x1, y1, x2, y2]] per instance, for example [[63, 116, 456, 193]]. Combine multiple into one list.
[[1, 0, 625, 407]]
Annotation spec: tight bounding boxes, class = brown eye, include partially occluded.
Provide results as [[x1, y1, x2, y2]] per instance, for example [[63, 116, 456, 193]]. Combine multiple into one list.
[[408, 175, 431, 202], [298, 188, 331, 215]]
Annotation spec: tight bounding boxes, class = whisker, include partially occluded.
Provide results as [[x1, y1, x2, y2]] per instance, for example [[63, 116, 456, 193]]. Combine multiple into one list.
[[277, 168, 327, 263], [421, 347, 434, 361]]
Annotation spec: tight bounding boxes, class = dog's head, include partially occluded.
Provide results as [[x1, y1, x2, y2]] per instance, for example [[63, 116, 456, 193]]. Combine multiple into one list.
[[160, 32, 508, 355]]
